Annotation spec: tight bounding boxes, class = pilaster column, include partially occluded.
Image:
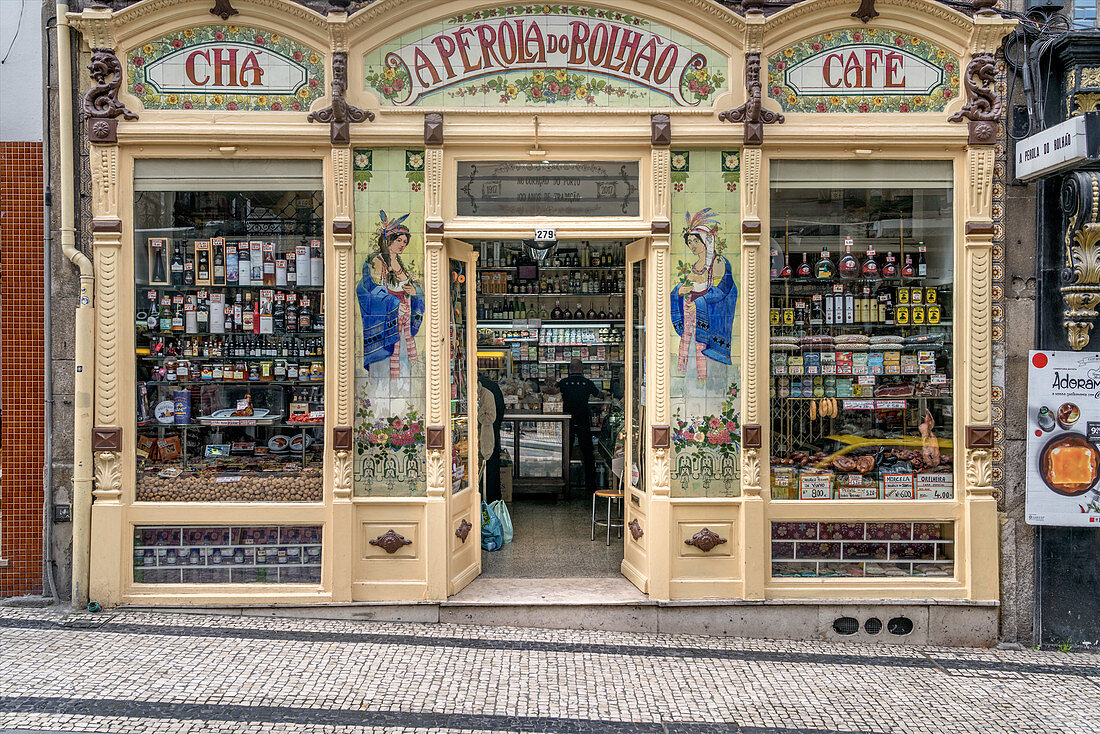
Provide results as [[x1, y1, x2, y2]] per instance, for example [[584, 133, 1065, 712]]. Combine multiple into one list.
[[649, 148, 672, 600]]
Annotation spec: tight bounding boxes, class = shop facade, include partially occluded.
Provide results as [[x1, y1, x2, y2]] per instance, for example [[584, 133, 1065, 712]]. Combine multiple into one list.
[[66, 0, 1014, 642]]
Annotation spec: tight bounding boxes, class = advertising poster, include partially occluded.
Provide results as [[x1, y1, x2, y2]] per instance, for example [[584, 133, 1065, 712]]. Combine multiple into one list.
[[1026, 351, 1100, 526]]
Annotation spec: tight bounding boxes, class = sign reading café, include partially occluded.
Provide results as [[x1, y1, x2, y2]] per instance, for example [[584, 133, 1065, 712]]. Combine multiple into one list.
[[362, 5, 729, 108]]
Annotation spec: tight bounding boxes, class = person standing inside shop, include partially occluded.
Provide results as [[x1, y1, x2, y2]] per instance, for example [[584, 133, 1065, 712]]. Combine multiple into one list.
[[558, 358, 601, 494], [478, 373, 505, 503]]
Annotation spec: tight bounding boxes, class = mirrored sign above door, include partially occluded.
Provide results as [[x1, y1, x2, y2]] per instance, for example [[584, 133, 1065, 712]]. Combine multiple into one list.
[[457, 160, 640, 217]]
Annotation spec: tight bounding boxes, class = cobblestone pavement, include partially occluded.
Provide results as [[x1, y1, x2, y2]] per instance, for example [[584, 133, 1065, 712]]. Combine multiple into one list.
[[0, 607, 1096, 734]]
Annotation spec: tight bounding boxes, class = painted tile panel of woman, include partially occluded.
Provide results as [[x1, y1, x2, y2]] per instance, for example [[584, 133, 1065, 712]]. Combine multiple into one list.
[[671, 208, 738, 382], [357, 211, 424, 376]]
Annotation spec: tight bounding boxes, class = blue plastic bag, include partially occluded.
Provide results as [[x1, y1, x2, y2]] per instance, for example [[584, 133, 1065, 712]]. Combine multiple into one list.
[[481, 501, 503, 551], [489, 500, 513, 544]]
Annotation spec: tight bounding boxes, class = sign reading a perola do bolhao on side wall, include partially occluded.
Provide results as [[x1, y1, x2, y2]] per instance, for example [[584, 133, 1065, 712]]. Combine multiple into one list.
[[767, 28, 959, 113], [363, 5, 727, 107], [127, 26, 326, 111]]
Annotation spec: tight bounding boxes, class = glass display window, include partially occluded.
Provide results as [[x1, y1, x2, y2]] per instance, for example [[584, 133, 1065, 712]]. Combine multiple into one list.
[[771, 521, 955, 579], [133, 160, 325, 502], [768, 160, 954, 501]]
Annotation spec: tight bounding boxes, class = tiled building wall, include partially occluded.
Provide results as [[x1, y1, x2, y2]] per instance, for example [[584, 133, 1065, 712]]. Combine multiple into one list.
[[0, 142, 45, 597]]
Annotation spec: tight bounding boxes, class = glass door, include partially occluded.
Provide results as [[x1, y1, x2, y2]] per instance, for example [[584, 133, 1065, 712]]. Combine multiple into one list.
[[447, 240, 480, 594], [622, 239, 649, 592]]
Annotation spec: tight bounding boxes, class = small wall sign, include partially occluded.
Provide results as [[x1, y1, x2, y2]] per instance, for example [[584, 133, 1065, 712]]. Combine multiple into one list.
[[1014, 113, 1100, 181]]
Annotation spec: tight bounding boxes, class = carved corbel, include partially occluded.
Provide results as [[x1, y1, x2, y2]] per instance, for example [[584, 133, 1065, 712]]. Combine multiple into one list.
[[718, 53, 784, 146], [308, 52, 375, 145], [948, 53, 1000, 146], [1061, 172, 1100, 350], [210, 0, 239, 21], [83, 48, 138, 145], [851, 0, 879, 24]]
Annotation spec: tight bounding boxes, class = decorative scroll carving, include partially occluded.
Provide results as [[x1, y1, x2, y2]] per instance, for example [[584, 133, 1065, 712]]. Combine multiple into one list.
[[1061, 172, 1100, 351], [94, 238, 121, 426], [333, 147, 351, 220], [427, 449, 447, 489], [742, 448, 761, 488], [948, 54, 999, 146], [851, 0, 879, 23], [334, 450, 353, 499], [370, 529, 412, 554], [628, 519, 643, 541], [741, 147, 761, 222], [685, 528, 727, 553], [91, 144, 119, 219], [966, 449, 992, 490], [425, 243, 446, 426], [718, 53, 784, 146], [652, 243, 669, 425], [456, 518, 472, 543], [968, 244, 991, 423], [653, 448, 670, 488], [425, 147, 444, 222], [652, 147, 670, 225], [93, 452, 122, 499], [84, 48, 137, 144], [210, 0, 239, 21], [308, 52, 374, 145]]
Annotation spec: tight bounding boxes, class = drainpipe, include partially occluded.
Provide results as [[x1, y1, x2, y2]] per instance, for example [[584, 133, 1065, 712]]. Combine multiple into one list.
[[55, 2, 95, 608]]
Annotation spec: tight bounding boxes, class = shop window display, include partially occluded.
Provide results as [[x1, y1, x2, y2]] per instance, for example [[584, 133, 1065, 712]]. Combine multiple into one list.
[[768, 161, 954, 502], [133, 164, 325, 502], [669, 149, 742, 498], [132, 525, 322, 584], [353, 149, 427, 496], [771, 521, 954, 579]]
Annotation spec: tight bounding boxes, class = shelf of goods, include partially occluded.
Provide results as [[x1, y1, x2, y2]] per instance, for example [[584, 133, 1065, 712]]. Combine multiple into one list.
[[770, 521, 955, 579], [478, 323, 625, 389], [769, 268, 955, 503], [135, 236, 325, 503]]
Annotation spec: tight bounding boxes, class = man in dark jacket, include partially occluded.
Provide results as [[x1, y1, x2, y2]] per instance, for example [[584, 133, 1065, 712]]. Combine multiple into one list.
[[557, 358, 601, 494], [478, 373, 505, 503]]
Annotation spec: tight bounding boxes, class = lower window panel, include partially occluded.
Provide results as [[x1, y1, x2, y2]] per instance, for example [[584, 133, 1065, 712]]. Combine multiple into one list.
[[133, 525, 322, 584], [771, 521, 954, 579]]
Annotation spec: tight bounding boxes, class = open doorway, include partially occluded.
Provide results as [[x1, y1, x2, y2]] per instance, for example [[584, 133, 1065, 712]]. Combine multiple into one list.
[[470, 238, 640, 582]]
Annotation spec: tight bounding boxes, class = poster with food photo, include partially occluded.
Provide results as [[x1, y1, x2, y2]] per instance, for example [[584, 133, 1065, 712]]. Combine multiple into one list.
[[1026, 351, 1100, 526]]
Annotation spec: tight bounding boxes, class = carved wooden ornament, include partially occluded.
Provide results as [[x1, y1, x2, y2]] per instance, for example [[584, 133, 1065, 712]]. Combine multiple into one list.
[[685, 528, 727, 553], [369, 529, 412, 554], [948, 54, 1000, 146], [1061, 172, 1100, 350], [456, 519, 472, 543], [83, 48, 138, 144], [308, 52, 375, 145], [718, 53, 784, 146]]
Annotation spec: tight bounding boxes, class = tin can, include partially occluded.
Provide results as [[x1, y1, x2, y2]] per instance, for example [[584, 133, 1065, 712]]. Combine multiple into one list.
[[173, 390, 191, 425]]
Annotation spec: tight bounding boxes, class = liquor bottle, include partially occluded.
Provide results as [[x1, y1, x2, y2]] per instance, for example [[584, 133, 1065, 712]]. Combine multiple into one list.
[[273, 293, 285, 333], [170, 247, 185, 286], [860, 246, 879, 278], [901, 254, 915, 277], [287, 255, 297, 286], [183, 252, 195, 286], [253, 294, 261, 334], [172, 302, 185, 332], [275, 258, 287, 287], [779, 253, 793, 279], [881, 252, 898, 278], [262, 244, 276, 287], [574, 303, 584, 320], [815, 248, 835, 279], [884, 297, 895, 326], [796, 252, 812, 278], [250, 242, 263, 284], [197, 248, 210, 284], [597, 307, 607, 319], [242, 294, 254, 333], [146, 299, 158, 331], [586, 306, 596, 319], [844, 288, 855, 325], [310, 240, 324, 286], [159, 297, 173, 332], [916, 242, 928, 277], [838, 238, 858, 279], [213, 247, 225, 284], [226, 244, 239, 284], [151, 240, 167, 283], [238, 246, 251, 286], [185, 297, 198, 334], [769, 244, 780, 279], [197, 294, 209, 333], [809, 296, 824, 325], [299, 297, 312, 332], [286, 295, 298, 333]]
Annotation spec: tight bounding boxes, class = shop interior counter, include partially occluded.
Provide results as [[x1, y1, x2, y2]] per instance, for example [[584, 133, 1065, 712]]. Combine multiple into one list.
[[501, 412, 571, 500]]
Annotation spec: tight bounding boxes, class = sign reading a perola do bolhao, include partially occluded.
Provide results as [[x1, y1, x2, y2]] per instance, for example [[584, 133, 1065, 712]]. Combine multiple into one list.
[[127, 26, 326, 112], [767, 28, 959, 114], [363, 5, 727, 108]]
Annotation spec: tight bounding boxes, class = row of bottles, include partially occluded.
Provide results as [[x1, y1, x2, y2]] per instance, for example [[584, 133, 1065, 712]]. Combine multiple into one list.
[[147, 357, 324, 384], [478, 299, 624, 321], [144, 335, 324, 360], [771, 287, 943, 327], [479, 243, 625, 268], [773, 239, 927, 280], [139, 289, 323, 335], [478, 270, 624, 294], [159, 238, 323, 288]]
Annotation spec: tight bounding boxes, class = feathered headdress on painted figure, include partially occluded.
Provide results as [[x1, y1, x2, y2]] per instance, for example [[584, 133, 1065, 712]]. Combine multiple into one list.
[[684, 208, 719, 270], [377, 209, 410, 242]]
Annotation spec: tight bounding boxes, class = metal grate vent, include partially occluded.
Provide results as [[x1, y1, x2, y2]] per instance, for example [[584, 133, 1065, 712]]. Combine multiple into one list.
[[864, 617, 883, 635], [832, 616, 859, 635], [888, 616, 915, 636]]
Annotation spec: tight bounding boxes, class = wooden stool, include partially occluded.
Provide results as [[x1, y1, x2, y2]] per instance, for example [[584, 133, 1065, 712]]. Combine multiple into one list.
[[591, 489, 624, 546]]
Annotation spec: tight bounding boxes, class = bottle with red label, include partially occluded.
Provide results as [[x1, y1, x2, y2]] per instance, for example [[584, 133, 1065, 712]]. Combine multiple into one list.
[[901, 253, 916, 277], [881, 251, 898, 278], [796, 252, 812, 278], [838, 238, 858, 279], [860, 245, 879, 278]]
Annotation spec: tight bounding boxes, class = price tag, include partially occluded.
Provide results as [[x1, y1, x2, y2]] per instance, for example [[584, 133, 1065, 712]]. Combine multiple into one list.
[[799, 474, 832, 500], [930, 374, 947, 384], [309, 410, 325, 419], [876, 399, 906, 410], [534, 228, 556, 241], [843, 399, 875, 410], [840, 485, 878, 499], [812, 294, 822, 302], [172, 294, 184, 305], [215, 476, 243, 483], [883, 474, 916, 499], [147, 290, 157, 300], [916, 473, 953, 499], [833, 284, 844, 293], [858, 375, 876, 385]]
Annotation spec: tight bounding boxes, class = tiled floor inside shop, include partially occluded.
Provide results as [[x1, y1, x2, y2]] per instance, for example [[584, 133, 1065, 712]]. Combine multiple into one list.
[[480, 493, 624, 579]]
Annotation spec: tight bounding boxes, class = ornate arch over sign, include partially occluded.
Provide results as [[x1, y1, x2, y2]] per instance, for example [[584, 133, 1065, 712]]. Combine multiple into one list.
[[767, 27, 959, 114], [126, 25, 326, 112], [362, 4, 728, 108]]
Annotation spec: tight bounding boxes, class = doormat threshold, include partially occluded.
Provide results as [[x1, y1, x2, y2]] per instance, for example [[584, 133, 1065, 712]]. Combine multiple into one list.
[[443, 577, 653, 606]]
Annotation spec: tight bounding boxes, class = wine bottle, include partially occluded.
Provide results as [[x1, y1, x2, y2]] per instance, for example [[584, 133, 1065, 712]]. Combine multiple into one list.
[[881, 251, 898, 278], [815, 248, 835, 279], [574, 303, 584, 320], [901, 254, 915, 277], [796, 252, 812, 278], [838, 238, 858, 279], [779, 253, 793, 279], [916, 242, 928, 277], [170, 247, 185, 286], [551, 300, 563, 320], [860, 245, 879, 278]]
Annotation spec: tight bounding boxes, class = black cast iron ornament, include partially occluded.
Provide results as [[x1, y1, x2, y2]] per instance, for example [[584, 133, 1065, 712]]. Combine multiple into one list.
[[948, 53, 1000, 145], [210, 0, 238, 21], [308, 51, 375, 144], [851, 0, 879, 24], [718, 52, 784, 146], [83, 48, 138, 144]]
